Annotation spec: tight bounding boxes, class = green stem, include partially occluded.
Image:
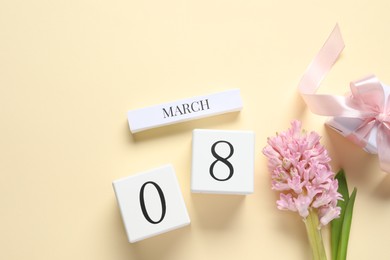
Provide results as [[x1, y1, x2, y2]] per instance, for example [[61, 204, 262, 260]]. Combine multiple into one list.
[[304, 209, 327, 260]]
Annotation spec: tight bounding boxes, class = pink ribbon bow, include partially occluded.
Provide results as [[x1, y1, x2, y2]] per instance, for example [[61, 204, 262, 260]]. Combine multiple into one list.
[[298, 24, 390, 173]]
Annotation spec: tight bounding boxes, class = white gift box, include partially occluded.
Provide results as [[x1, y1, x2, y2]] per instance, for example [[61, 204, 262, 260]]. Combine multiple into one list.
[[326, 84, 390, 154]]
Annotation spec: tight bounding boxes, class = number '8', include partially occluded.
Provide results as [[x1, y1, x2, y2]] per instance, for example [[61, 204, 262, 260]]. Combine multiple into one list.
[[209, 140, 234, 181]]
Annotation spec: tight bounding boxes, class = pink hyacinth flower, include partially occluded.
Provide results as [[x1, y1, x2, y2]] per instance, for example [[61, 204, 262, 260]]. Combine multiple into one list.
[[263, 120, 342, 227]]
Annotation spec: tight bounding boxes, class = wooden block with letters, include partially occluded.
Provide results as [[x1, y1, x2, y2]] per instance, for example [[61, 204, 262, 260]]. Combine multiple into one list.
[[127, 89, 242, 133]]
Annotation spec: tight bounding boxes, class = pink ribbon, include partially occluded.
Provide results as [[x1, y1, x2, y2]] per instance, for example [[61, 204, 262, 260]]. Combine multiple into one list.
[[298, 24, 390, 173]]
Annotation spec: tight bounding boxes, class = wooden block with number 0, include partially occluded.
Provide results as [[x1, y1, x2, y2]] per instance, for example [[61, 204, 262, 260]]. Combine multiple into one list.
[[112, 165, 190, 243], [191, 129, 255, 194]]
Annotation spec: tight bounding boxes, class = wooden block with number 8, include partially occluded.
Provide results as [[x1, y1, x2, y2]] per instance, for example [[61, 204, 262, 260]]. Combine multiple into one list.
[[191, 129, 255, 194], [112, 165, 190, 243]]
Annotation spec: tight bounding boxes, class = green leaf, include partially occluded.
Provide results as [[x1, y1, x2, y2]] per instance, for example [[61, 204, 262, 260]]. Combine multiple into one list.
[[331, 169, 349, 260], [337, 187, 357, 260], [335, 169, 350, 202]]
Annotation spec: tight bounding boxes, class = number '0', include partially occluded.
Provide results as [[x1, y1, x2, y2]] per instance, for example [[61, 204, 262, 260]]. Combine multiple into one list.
[[139, 181, 166, 224]]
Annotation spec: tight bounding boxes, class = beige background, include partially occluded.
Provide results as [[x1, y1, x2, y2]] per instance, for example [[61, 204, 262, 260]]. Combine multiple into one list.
[[1, 0, 390, 259]]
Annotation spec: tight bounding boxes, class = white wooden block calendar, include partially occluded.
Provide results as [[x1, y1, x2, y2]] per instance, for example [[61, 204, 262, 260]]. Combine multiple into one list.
[[112, 165, 190, 243], [191, 129, 255, 194], [127, 89, 243, 133]]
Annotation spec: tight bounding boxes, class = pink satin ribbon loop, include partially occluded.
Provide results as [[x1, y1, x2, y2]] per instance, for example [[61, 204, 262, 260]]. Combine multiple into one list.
[[350, 75, 385, 113], [298, 24, 390, 173]]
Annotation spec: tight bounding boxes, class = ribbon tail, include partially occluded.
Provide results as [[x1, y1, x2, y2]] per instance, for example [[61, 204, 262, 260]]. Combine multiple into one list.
[[301, 93, 363, 117], [377, 124, 390, 173], [299, 24, 344, 94], [298, 24, 363, 117]]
